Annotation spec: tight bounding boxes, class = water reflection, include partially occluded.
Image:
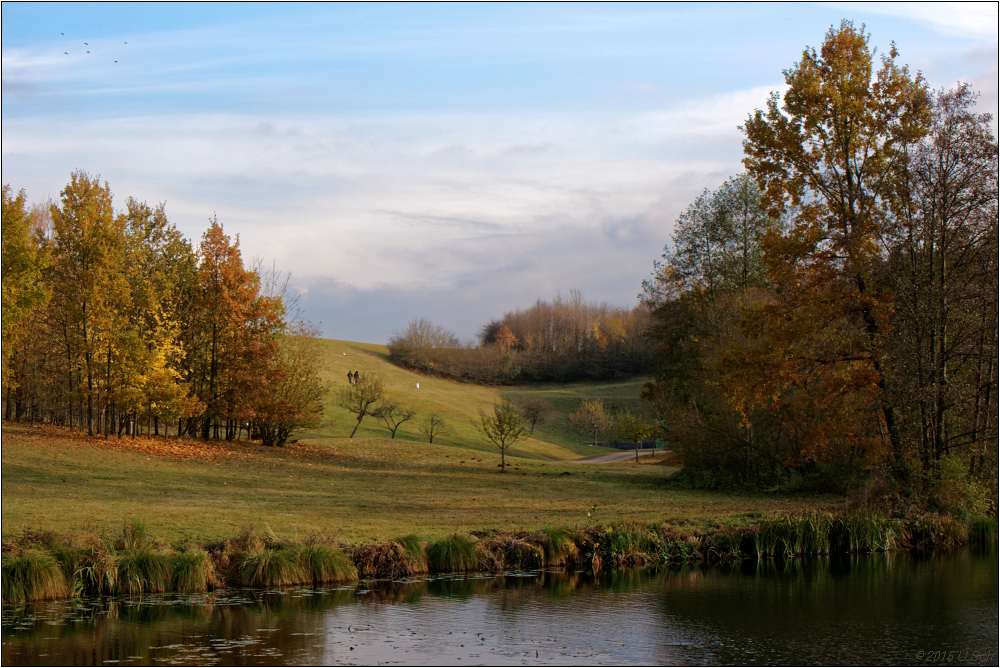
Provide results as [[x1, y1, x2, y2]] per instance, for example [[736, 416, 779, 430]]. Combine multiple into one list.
[[2, 551, 996, 666]]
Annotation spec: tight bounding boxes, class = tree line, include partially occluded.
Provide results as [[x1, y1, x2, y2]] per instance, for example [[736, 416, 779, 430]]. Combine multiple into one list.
[[642, 22, 998, 502], [2, 171, 325, 446], [388, 291, 654, 384]]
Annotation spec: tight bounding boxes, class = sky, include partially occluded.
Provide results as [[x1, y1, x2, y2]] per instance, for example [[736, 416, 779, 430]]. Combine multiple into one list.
[[3, 2, 997, 344]]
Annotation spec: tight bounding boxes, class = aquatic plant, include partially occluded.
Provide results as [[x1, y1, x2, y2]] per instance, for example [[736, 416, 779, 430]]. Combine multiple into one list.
[[77, 539, 120, 595], [395, 534, 428, 568], [968, 516, 998, 548], [600, 522, 664, 567], [352, 538, 424, 579]]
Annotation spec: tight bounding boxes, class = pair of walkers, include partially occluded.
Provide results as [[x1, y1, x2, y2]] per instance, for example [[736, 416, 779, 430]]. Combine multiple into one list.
[[346, 370, 360, 385]]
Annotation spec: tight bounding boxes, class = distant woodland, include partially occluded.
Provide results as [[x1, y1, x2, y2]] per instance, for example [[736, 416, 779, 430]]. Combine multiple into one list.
[[388, 293, 654, 384]]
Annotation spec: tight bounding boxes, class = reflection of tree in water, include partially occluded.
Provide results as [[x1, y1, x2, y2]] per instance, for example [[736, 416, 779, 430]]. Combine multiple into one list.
[[655, 551, 998, 665], [356, 579, 428, 604], [1, 589, 355, 665], [3, 555, 993, 666]]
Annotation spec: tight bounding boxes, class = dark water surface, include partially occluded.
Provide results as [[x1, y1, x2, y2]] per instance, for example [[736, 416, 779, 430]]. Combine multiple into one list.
[[2, 550, 997, 666]]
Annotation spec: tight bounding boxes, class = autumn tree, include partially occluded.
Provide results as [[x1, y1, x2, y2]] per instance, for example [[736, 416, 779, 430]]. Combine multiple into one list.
[[736, 20, 933, 479], [2, 186, 51, 393], [494, 325, 519, 353], [48, 171, 122, 436], [476, 399, 527, 472], [251, 322, 328, 446], [337, 372, 385, 438], [191, 218, 279, 440], [569, 399, 611, 446]]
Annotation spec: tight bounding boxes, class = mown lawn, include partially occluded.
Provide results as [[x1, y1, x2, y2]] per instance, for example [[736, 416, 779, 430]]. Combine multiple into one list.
[[1, 423, 841, 545]]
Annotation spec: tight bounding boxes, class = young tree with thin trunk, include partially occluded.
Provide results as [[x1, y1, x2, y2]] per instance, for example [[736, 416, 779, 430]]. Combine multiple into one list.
[[422, 412, 449, 444], [517, 395, 549, 434], [373, 400, 416, 439], [337, 372, 385, 438], [569, 398, 611, 446], [476, 399, 526, 472]]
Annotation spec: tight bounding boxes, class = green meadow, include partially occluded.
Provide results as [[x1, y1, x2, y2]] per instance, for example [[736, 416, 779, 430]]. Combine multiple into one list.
[[1, 338, 836, 545]]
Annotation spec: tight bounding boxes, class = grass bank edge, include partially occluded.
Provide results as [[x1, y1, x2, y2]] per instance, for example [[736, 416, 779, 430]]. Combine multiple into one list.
[[4, 513, 996, 604]]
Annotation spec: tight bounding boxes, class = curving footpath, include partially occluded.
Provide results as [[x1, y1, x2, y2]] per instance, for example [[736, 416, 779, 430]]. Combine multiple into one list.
[[574, 450, 664, 464]]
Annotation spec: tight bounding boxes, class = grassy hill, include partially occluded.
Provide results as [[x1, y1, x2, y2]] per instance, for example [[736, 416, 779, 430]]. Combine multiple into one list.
[[1, 337, 841, 545], [304, 338, 648, 460]]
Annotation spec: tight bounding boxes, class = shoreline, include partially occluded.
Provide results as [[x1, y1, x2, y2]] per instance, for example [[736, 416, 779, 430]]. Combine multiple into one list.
[[4, 512, 996, 604]]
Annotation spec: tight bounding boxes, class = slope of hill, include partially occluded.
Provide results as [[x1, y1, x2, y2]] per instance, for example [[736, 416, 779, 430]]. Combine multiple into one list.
[[305, 338, 650, 461]]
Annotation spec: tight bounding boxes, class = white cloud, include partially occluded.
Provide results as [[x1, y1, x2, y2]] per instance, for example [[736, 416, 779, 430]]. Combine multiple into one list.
[[848, 2, 999, 39], [3, 86, 762, 339]]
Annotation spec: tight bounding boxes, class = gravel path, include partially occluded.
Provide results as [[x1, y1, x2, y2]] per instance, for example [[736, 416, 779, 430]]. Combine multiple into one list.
[[574, 450, 663, 464]]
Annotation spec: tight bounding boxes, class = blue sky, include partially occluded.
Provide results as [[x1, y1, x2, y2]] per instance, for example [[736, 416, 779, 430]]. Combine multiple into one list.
[[3, 2, 997, 342]]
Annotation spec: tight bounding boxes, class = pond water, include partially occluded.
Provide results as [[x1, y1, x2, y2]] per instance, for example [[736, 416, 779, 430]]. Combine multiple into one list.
[[2, 549, 996, 666]]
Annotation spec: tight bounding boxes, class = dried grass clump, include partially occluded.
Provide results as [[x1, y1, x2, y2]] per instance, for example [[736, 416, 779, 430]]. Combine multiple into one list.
[[171, 549, 221, 593], [352, 539, 426, 579], [475, 535, 544, 572]]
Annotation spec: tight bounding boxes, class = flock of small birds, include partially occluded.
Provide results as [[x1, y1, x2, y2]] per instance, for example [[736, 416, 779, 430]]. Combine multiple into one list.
[[61, 31, 128, 63]]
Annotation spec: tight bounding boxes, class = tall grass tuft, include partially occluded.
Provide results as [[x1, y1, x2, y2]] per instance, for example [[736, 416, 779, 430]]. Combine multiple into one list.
[[968, 516, 998, 548], [426, 534, 477, 572], [601, 522, 665, 567], [77, 539, 120, 595], [233, 548, 305, 587], [117, 519, 151, 552], [298, 544, 357, 584], [2, 550, 71, 603], [117, 547, 171, 595], [395, 535, 428, 570], [353, 537, 426, 580], [171, 550, 219, 593], [541, 528, 580, 567]]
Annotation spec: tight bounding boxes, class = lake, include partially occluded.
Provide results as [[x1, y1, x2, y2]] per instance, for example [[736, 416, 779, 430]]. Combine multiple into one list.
[[2, 549, 996, 666]]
